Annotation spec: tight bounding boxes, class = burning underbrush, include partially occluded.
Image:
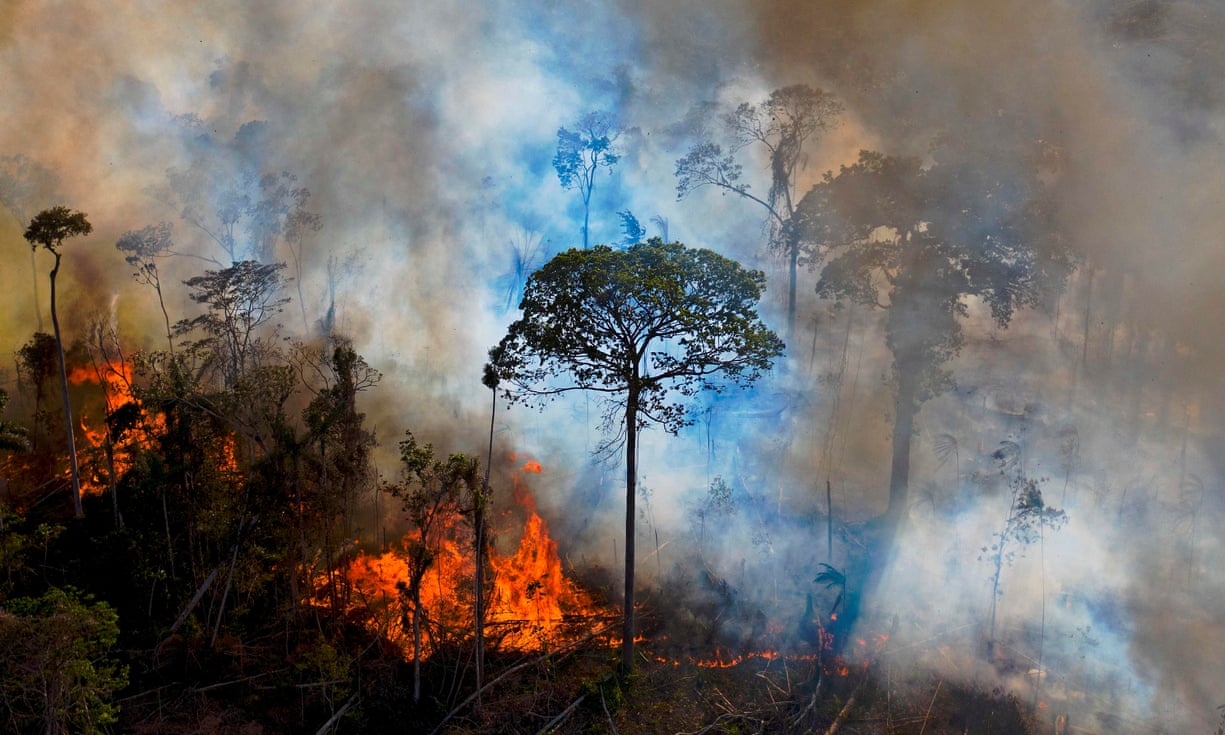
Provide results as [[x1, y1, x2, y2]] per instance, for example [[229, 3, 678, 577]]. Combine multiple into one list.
[[332, 458, 616, 662], [67, 361, 169, 497]]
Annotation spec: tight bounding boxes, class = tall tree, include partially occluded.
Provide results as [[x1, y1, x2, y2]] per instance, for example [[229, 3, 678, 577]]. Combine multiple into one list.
[[801, 136, 1070, 625], [0, 154, 60, 332], [488, 239, 784, 674], [553, 111, 619, 250], [675, 85, 842, 341], [116, 222, 177, 354], [25, 206, 92, 518]]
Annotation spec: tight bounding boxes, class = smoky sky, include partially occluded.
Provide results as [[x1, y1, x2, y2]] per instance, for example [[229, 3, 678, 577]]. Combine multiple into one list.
[[2, 0, 1224, 729]]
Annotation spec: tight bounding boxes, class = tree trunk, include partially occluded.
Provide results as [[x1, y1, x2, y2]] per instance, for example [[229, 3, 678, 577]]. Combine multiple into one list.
[[154, 278, 174, 355], [621, 380, 639, 675], [787, 238, 798, 345], [49, 254, 83, 518], [31, 248, 43, 333], [412, 584, 423, 704], [885, 381, 917, 531], [835, 376, 917, 649], [583, 202, 590, 250], [475, 388, 495, 705], [105, 438, 121, 529]]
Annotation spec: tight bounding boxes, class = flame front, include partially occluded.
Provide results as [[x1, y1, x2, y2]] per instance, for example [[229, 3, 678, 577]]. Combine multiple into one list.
[[337, 458, 608, 660], [67, 361, 166, 495]]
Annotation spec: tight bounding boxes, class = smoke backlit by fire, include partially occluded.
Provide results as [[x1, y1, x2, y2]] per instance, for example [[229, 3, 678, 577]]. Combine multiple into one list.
[[2, 1, 1225, 729]]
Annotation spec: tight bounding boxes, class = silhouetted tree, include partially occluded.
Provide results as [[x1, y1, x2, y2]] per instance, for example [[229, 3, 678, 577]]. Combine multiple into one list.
[[16, 333, 57, 447], [488, 239, 783, 674], [25, 206, 92, 518], [157, 123, 318, 269], [0, 391, 29, 454], [116, 222, 177, 353], [177, 260, 290, 388], [801, 130, 1071, 626], [676, 86, 842, 340], [979, 450, 1066, 661], [554, 111, 619, 249]]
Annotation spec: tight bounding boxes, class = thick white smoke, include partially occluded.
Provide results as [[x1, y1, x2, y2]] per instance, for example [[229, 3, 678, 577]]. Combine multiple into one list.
[[2, 1, 1222, 729]]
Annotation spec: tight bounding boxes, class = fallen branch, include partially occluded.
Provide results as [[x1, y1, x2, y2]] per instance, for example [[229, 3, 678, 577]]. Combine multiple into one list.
[[534, 695, 586, 735], [790, 673, 824, 728], [315, 693, 357, 735], [822, 676, 865, 735], [190, 669, 284, 694], [918, 679, 942, 735], [600, 687, 619, 735], [167, 567, 219, 635]]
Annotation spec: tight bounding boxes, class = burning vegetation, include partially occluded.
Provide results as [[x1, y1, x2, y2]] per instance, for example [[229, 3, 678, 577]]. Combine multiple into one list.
[[4, 1, 1225, 732]]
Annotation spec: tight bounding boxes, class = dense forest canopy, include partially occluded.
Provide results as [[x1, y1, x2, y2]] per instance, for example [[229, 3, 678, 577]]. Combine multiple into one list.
[[1, 1, 1224, 733]]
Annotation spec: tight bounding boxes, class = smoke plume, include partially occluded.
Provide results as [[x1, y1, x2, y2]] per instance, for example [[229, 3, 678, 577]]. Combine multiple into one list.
[[2, 0, 1223, 729]]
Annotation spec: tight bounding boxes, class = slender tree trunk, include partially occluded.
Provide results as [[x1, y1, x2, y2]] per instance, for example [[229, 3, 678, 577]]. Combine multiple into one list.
[[582, 186, 592, 250], [475, 388, 496, 704], [106, 438, 121, 529], [49, 254, 83, 518], [826, 479, 834, 562], [787, 239, 799, 345], [1071, 267, 1094, 403], [31, 248, 43, 333], [412, 584, 423, 704], [154, 279, 174, 355], [621, 380, 639, 675]]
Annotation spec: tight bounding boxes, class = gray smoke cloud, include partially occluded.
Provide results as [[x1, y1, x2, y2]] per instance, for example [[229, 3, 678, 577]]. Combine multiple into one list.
[[2, 0, 1223, 729]]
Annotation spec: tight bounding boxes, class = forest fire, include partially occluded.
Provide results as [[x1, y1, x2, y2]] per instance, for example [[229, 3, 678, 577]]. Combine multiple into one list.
[[66, 361, 165, 495], [339, 457, 611, 660]]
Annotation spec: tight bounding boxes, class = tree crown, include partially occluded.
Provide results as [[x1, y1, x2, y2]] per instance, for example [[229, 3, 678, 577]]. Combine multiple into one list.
[[24, 205, 92, 253], [488, 239, 784, 434], [553, 111, 619, 192]]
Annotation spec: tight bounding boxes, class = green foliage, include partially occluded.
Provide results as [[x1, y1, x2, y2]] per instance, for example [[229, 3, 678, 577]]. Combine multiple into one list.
[[0, 587, 128, 734], [23, 205, 92, 254], [0, 390, 30, 453], [489, 239, 785, 436]]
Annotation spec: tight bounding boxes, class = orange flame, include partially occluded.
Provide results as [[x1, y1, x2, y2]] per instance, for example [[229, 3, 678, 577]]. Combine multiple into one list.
[[67, 361, 166, 494], [336, 457, 609, 660]]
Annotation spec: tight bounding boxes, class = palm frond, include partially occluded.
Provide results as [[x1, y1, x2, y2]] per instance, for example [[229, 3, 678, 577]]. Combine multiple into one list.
[[932, 433, 958, 468]]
